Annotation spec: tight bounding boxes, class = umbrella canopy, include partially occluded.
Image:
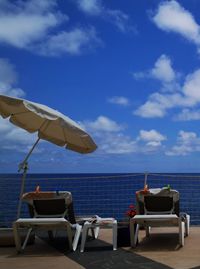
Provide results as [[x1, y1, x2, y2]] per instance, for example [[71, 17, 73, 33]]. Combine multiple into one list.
[[0, 95, 97, 153], [0, 94, 97, 218]]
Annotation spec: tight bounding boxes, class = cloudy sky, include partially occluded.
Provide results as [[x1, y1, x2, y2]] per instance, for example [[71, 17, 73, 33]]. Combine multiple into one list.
[[1, 0, 200, 173]]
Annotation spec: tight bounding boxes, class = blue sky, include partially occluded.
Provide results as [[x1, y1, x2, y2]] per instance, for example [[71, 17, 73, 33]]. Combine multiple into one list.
[[1, 0, 200, 173]]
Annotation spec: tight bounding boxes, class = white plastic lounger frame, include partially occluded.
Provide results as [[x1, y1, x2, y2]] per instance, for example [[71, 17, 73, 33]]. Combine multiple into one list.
[[130, 214, 185, 247], [180, 212, 190, 236], [13, 218, 82, 252], [143, 195, 190, 237], [15, 193, 101, 253], [133, 189, 190, 248]]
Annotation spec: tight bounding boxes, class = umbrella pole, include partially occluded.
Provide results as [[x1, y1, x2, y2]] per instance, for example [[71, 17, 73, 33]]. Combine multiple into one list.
[[17, 137, 40, 218], [144, 171, 148, 188], [17, 164, 28, 219]]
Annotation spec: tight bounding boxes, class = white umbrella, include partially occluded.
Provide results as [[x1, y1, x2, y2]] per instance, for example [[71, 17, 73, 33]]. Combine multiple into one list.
[[0, 94, 97, 217]]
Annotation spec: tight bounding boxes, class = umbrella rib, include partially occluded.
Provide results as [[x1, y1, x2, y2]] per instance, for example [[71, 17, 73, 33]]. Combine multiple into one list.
[[11, 111, 32, 116], [10, 112, 48, 132], [79, 136, 91, 152], [63, 129, 89, 151], [62, 125, 68, 146], [38, 118, 49, 131]]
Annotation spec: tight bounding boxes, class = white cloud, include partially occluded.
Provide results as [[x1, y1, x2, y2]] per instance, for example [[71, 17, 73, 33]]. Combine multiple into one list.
[[152, 1, 200, 50], [0, 58, 25, 97], [0, 118, 13, 133], [76, 0, 132, 32], [133, 53, 200, 119], [137, 129, 166, 151], [132, 71, 146, 80], [133, 54, 177, 83], [0, 0, 101, 56], [166, 144, 192, 156], [0, 58, 17, 85], [138, 129, 166, 142], [37, 27, 102, 56], [151, 54, 176, 82], [108, 96, 130, 106], [134, 92, 186, 118], [82, 116, 137, 153], [83, 115, 124, 132], [175, 109, 200, 121], [83, 115, 167, 154], [0, 118, 37, 152], [134, 101, 165, 118], [5, 125, 36, 145], [0, 0, 66, 49], [178, 130, 197, 141], [105, 9, 130, 33], [77, 0, 102, 15], [133, 54, 180, 118], [183, 69, 200, 104], [96, 128, 166, 155], [166, 130, 200, 156], [146, 141, 162, 147], [0, 13, 63, 49], [100, 132, 137, 154]]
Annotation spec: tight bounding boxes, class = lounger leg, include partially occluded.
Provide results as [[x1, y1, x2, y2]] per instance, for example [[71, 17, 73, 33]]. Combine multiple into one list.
[[185, 214, 190, 236], [48, 230, 54, 241], [13, 222, 22, 253], [90, 227, 95, 238], [22, 228, 32, 250], [134, 224, 139, 246], [112, 220, 117, 250], [94, 216, 101, 238], [94, 227, 100, 239], [90, 226, 100, 239], [130, 219, 138, 247], [179, 220, 184, 247], [66, 223, 73, 251], [80, 224, 89, 253], [145, 225, 150, 237], [72, 224, 82, 251]]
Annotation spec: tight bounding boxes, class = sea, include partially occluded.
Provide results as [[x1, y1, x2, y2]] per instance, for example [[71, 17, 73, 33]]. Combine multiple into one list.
[[0, 173, 200, 227]]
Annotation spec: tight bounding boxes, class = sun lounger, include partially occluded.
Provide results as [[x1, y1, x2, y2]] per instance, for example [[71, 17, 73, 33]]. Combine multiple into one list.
[[13, 191, 100, 253], [130, 188, 190, 248], [13, 194, 82, 253], [130, 214, 185, 247]]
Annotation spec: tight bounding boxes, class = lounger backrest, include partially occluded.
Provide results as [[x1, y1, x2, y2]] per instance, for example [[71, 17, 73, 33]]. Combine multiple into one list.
[[144, 196, 175, 215], [33, 198, 67, 218]]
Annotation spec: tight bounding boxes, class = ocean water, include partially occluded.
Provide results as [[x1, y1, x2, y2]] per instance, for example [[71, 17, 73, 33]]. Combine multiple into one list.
[[0, 173, 200, 227]]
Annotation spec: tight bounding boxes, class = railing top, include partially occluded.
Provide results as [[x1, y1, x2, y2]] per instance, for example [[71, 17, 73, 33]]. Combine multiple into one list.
[[2, 172, 200, 180], [0, 173, 144, 180]]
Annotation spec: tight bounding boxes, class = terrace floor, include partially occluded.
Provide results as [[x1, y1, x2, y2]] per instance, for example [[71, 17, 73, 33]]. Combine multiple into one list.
[[1, 226, 200, 269]]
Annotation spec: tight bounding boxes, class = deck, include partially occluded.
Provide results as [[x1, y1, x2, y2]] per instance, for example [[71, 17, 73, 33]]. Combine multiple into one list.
[[0, 226, 200, 269]]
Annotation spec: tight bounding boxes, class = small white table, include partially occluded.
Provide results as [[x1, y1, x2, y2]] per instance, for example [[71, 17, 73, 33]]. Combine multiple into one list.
[[80, 218, 117, 252]]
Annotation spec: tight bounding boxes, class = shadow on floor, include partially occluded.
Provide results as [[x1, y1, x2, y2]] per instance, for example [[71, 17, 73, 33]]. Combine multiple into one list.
[[134, 233, 182, 252], [39, 233, 173, 269]]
